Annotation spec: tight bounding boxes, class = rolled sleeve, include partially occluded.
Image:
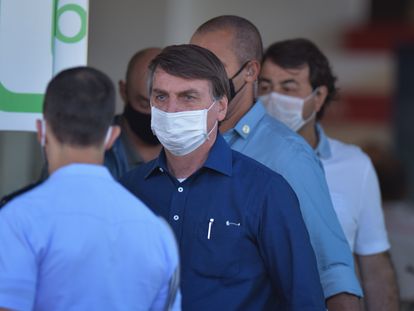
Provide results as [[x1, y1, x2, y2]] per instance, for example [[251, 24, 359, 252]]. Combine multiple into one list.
[[280, 150, 363, 298], [321, 264, 364, 298]]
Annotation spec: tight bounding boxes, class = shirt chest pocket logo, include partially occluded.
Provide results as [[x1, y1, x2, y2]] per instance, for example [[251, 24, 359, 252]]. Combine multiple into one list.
[[191, 219, 242, 279]]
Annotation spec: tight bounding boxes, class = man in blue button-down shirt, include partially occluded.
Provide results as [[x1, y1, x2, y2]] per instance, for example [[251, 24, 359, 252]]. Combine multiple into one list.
[[0, 67, 180, 311], [190, 15, 362, 310], [121, 44, 325, 310]]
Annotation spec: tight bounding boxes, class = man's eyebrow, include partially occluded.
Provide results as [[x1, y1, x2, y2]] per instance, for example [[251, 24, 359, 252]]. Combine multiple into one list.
[[177, 89, 201, 96], [151, 88, 202, 97], [280, 79, 299, 86], [152, 88, 167, 94]]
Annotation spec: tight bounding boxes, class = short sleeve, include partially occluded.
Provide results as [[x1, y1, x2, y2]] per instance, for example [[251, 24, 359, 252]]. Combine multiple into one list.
[[0, 205, 38, 311], [354, 160, 390, 255]]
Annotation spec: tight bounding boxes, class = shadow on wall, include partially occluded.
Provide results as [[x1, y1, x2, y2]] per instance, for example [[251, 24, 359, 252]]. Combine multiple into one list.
[[0, 131, 43, 198]]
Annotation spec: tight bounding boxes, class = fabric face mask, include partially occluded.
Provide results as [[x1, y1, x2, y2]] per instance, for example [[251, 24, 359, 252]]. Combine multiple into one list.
[[260, 90, 317, 132], [228, 61, 249, 101], [151, 101, 217, 156]]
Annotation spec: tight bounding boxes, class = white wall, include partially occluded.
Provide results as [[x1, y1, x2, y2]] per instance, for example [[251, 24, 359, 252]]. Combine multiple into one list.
[[87, 0, 372, 111], [2, 0, 380, 197]]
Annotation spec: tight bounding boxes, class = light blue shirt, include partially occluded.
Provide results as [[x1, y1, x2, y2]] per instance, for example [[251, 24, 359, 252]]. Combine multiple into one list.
[[0, 164, 180, 311], [223, 101, 362, 298]]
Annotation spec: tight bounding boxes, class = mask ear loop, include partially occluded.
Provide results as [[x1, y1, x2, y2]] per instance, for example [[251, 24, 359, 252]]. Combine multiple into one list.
[[104, 126, 113, 146], [40, 119, 46, 147], [205, 100, 219, 140], [305, 87, 320, 101], [301, 87, 321, 126], [38, 119, 50, 179]]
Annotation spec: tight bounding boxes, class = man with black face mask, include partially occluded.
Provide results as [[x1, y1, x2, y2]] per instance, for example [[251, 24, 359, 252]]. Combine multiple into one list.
[[104, 47, 162, 179]]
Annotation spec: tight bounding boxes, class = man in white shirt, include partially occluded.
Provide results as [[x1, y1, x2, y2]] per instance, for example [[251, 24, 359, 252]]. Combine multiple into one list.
[[258, 38, 399, 311]]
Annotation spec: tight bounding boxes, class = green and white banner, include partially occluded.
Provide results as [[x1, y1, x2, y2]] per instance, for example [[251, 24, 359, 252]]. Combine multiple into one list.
[[0, 0, 89, 131]]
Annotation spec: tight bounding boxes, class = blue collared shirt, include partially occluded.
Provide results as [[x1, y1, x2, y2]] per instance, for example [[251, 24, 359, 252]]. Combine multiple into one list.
[[222, 101, 362, 298], [104, 115, 145, 180], [121, 134, 325, 311], [0, 164, 180, 311]]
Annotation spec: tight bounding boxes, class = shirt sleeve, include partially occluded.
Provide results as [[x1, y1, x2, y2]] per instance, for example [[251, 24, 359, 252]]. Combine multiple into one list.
[[257, 176, 326, 310], [278, 147, 363, 298], [149, 217, 181, 311], [354, 159, 390, 255], [0, 205, 38, 311]]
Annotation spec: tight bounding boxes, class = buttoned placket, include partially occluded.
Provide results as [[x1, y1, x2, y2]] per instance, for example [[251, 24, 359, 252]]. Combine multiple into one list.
[[168, 179, 188, 242]]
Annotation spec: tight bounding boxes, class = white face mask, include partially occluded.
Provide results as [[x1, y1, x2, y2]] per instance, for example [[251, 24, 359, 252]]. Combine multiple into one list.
[[151, 101, 217, 156], [260, 90, 317, 132]]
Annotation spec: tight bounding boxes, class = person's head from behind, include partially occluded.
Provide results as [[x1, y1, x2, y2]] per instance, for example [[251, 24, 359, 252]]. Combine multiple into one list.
[[148, 44, 229, 157], [38, 66, 119, 172], [190, 15, 262, 127], [259, 38, 338, 133], [119, 47, 162, 145]]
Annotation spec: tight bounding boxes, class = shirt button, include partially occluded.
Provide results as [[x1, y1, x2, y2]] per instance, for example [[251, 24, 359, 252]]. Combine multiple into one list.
[[178, 187, 183, 192], [159, 167, 164, 172], [173, 215, 179, 221], [242, 124, 250, 134]]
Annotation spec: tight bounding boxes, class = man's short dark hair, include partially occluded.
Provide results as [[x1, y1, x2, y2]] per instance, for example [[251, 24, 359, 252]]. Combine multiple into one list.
[[263, 38, 338, 120], [43, 66, 115, 147], [148, 44, 230, 100], [194, 15, 263, 66]]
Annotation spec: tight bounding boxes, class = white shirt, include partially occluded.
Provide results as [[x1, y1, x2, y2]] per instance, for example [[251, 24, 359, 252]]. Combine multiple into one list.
[[315, 125, 390, 255]]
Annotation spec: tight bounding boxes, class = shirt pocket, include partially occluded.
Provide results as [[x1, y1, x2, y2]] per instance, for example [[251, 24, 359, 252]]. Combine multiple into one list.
[[191, 219, 242, 279]]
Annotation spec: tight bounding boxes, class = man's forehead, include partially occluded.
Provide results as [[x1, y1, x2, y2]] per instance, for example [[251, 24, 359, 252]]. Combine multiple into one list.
[[152, 68, 211, 93], [263, 61, 310, 81]]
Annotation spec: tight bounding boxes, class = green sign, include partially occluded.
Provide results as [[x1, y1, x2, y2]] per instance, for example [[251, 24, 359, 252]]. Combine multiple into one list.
[[0, 0, 89, 131]]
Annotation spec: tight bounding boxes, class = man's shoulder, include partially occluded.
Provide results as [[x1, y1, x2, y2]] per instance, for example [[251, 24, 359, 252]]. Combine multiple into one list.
[[0, 179, 52, 221], [122, 159, 155, 181], [0, 179, 44, 209], [119, 159, 157, 196], [252, 114, 316, 154], [241, 114, 320, 174], [327, 137, 373, 168], [231, 148, 291, 188]]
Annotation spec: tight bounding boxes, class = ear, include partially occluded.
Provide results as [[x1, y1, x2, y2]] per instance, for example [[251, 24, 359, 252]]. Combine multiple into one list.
[[314, 86, 328, 113], [119, 80, 127, 104], [244, 60, 260, 83], [104, 125, 121, 150], [216, 96, 228, 122]]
